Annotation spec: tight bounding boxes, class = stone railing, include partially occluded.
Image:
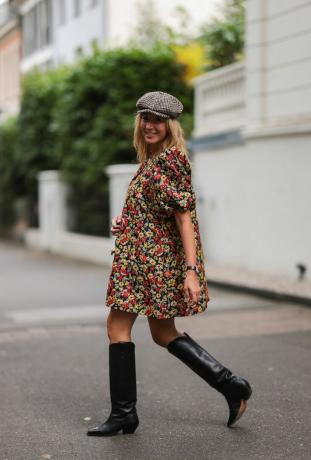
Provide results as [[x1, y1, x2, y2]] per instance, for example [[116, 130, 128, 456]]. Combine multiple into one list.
[[25, 164, 137, 266], [192, 61, 246, 138]]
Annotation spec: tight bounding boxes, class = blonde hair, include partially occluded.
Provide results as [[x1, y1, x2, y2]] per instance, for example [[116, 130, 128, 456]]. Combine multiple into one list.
[[133, 113, 190, 164]]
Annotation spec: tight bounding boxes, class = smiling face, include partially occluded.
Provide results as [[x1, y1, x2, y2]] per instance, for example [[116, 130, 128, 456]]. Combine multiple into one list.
[[140, 113, 168, 149]]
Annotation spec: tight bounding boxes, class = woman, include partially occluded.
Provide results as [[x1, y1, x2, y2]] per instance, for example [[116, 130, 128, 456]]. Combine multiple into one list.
[[87, 91, 252, 437]]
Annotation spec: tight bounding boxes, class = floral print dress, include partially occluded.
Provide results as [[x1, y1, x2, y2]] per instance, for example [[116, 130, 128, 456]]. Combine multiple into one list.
[[105, 146, 210, 319]]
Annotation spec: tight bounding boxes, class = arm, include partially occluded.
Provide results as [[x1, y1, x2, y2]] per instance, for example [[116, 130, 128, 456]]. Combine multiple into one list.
[[173, 209, 196, 265], [173, 209, 201, 304]]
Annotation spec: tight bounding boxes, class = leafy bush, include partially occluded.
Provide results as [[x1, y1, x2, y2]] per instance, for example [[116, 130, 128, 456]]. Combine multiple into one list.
[[0, 117, 19, 235], [3, 46, 193, 237]]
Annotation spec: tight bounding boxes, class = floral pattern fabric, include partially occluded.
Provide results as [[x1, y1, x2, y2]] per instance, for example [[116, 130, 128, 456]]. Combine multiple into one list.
[[105, 146, 210, 319]]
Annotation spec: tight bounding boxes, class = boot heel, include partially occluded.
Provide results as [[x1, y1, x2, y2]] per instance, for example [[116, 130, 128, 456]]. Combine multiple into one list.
[[122, 422, 139, 434]]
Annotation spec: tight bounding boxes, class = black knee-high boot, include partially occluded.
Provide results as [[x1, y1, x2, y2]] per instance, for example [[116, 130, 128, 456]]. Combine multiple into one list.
[[167, 332, 252, 427], [87, 341, 139, 436]]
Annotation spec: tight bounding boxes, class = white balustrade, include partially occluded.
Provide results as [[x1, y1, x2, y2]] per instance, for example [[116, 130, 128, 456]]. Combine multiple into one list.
[[25, 164, 138, 265], [193, 61, 246, 138]]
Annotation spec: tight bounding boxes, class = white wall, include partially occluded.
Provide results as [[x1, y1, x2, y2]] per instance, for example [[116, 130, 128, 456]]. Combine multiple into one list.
[[246, 0, 311, 131], [195, 135, 311, 278], [192, 0, 311, 280], [53, 0, 106, 64]]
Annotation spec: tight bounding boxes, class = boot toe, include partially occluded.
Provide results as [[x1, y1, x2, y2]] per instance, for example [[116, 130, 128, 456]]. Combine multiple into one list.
[[87, 424, 120, 436], [227, 399, 248, 427], [87, 426, 105, 436]]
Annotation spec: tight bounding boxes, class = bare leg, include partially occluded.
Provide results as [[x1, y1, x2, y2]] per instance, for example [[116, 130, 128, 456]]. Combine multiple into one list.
[[107, 308, 138, 344], [147, 316, 184, 347]]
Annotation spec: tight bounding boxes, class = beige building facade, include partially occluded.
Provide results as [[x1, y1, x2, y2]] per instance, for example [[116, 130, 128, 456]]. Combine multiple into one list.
[[0, 3, 21, 121]]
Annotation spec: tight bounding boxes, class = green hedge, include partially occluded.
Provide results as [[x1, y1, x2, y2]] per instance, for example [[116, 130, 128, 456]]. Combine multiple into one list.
[[0, 117, 19, 235], [1, 46, 193, 237]]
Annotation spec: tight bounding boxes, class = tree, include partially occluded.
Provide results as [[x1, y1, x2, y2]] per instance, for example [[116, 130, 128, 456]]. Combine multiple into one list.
[[128, 1, 207, 83], [128, 1, 194, 49], [199, 0, 245, 70]]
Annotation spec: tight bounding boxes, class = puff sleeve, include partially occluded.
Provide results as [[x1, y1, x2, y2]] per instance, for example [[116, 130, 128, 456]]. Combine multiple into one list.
[[150, 147, 196, 217]]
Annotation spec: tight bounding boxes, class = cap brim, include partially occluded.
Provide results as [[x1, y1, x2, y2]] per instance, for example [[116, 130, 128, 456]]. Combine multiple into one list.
[[137, 108, 170, 119]]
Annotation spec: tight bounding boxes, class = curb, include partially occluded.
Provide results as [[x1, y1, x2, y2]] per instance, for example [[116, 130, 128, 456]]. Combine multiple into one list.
[[208, 279, 311, 307]]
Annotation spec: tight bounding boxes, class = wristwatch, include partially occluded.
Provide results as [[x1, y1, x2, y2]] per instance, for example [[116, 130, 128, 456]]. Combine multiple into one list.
[[186, 265, 199, 275]]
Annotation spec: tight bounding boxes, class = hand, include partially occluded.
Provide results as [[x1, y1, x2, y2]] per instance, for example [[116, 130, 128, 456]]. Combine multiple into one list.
[[111, 214, 124, 236], [183, 271, 201, 305]]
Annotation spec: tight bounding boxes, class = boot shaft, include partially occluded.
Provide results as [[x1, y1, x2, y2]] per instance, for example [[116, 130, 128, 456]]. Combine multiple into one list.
[[109, 341, 137, 404], [167, 332, 232, 389], [87, 340, 139, 436]]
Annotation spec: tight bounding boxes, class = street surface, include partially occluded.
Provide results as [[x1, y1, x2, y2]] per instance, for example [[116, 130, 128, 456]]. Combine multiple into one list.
[[0, 241, 310, 460]]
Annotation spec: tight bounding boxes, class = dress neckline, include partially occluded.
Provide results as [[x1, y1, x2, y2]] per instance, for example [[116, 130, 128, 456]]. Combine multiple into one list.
[[132, 147, 171, 181]]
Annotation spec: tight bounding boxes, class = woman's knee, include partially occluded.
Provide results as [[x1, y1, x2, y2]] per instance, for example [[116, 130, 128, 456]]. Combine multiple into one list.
[[151, 331, 182, 348], [148, 318, 182, 347], [151, 332, 167, 348], [106, 308, 137, 342]]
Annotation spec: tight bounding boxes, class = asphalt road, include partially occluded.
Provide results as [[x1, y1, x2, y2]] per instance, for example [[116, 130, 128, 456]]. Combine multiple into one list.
[[0, 241, 310, 460]]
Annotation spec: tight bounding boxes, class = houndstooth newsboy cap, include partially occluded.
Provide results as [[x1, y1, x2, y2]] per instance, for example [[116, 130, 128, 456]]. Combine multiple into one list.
[[136, 91, 183, 119]]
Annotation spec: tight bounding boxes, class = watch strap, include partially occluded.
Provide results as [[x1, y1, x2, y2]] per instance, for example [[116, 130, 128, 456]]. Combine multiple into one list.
[[186, 265, 199, 274]]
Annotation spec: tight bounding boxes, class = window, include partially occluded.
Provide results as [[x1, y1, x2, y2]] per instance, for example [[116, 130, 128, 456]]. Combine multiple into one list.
[[41, 59, 53, 70], [90, 38, 98, 52], [39, 0, 52, 47], [23, 7, 37, 56], [58, 0, 66, 26], [22, 0, 52, 57], [75, 46, 83, 58], [73, 0, 82, 17]]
